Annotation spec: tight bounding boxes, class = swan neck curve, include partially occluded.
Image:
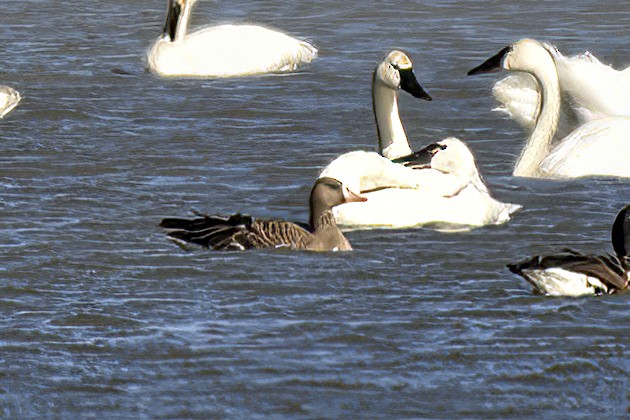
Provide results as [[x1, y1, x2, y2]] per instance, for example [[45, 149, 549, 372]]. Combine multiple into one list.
[[174, 1, 194, 41], [514, 55, 561, 177], [373, 76, 412, 159]]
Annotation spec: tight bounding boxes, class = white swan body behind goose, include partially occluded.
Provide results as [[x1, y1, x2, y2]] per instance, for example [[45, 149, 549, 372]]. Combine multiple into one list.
[[0, 85, 21, 118], [148, 0, 317, 78], [469, 39, 630, 179], [322, 138, 521, 230]]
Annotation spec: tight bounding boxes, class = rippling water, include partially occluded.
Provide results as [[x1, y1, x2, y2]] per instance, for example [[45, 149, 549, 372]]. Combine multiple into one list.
[[1, 0, 629, 417]]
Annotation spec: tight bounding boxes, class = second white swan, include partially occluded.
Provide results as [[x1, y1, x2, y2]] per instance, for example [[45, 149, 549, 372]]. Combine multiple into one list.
[[147, 0, 317, 78], [469, 39, 630, 179], [319, 50, 520, 229]]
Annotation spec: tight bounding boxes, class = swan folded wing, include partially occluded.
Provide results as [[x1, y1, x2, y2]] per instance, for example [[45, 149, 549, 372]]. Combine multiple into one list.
[[492, 73, 539, 130], [183, 25, 316, 76], [555, 52, 630, 120], [492, 73, 582, 139], [508, 251, 628, 293], [319, 151, 424, 192]]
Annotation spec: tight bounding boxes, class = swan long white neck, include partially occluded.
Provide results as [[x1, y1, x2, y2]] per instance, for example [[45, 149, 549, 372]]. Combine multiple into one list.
[[373, 80, 412, 159], [513, 52, 561, 177], [174, 1, 193, 41]]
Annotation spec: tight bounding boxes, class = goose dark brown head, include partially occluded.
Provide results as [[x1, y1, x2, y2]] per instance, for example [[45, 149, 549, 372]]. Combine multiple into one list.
[[309, 177, 366, 229]]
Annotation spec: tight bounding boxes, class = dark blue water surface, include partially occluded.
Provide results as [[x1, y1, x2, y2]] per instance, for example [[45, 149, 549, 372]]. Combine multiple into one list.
[[0, 0, 628, 417]]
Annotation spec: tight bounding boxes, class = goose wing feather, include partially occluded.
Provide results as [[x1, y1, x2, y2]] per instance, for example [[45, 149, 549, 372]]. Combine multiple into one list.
[[160, 213, 311, 250], [508, 251, 628, 292]]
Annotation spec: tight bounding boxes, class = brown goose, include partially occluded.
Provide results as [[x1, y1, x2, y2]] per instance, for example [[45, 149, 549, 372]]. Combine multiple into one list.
[[160, 177, 366, 251], [508, 204, 630, 296]]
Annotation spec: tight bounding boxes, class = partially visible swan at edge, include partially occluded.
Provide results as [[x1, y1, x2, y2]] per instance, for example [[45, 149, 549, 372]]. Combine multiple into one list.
[[0, 85, 21, 118], [508, 204, 630, 297], [322, 138, 522, 230], [468, 38, 630, 179], [491, 42, 630, 137], [147, 0, 317, 78], [318, 50, 521, 229]]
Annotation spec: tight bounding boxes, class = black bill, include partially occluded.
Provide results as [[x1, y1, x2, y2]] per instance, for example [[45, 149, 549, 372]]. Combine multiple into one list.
[[399, 68, 432, 101], [391, 142, 447, 169], [467, 46, 511, 76]]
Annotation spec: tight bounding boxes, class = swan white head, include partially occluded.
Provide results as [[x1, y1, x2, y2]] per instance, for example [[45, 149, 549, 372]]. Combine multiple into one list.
[[417, 138, 480, 180], [468, 39, 557, 78], [374, 50, 432, 100]]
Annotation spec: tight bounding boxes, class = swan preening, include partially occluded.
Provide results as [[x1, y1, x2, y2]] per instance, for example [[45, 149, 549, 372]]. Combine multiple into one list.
[[319, 50, 521, 230], [508, 205, 630, 296], [160, 177, 366, 252], [148, 0, 317, 78], [322, 138, 521, 230], [0, 85, 21, 118], [469, 39, 630, 179]]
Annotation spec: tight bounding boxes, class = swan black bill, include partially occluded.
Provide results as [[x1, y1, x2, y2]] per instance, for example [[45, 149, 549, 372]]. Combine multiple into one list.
[[467, 46, 511, 76], [391, 142, 446, 168], [399, 69, 432, 101]]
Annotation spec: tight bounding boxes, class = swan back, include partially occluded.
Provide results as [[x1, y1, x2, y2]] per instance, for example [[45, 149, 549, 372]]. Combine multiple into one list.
[[148, 0, 317, 77]]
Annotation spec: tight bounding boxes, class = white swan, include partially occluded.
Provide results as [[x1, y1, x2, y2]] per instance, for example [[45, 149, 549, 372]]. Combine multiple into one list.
[[147, 0, 317, 78], [0, 85, 20, 118], [491, 44, 630, 137], [322, 138, 521, 230], [469, 39, 630, 179], [317, 50, 520, 229]]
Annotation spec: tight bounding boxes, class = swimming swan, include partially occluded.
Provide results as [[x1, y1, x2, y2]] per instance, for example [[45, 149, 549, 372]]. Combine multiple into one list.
[[148, 0, 318, 78], [508, 204, 630, 297], [491, 44, 630, 137], [160, 177, 366, 251], [469, 39, 630, 179], [317, 50, 520, 229], [0, 85, 20, 118], [323, 138, 521, 229]]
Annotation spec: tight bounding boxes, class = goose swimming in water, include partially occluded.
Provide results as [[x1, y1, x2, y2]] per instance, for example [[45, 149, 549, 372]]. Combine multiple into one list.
[[318, 50, 520, 229], [322, 138, 521, 229], [469, 39, 630, 179], [147, 0, 317, 78], [0, 85, 21, 118], [160, 177, 366, 251], [508, 204, 630, 297]]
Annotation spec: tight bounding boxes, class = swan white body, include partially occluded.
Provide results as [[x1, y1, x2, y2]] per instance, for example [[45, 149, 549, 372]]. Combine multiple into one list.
[[321, 138, 521, 230], [148, 0, 317, 78], [469, 39, 630, 179], [0, 86, 21, 118]]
